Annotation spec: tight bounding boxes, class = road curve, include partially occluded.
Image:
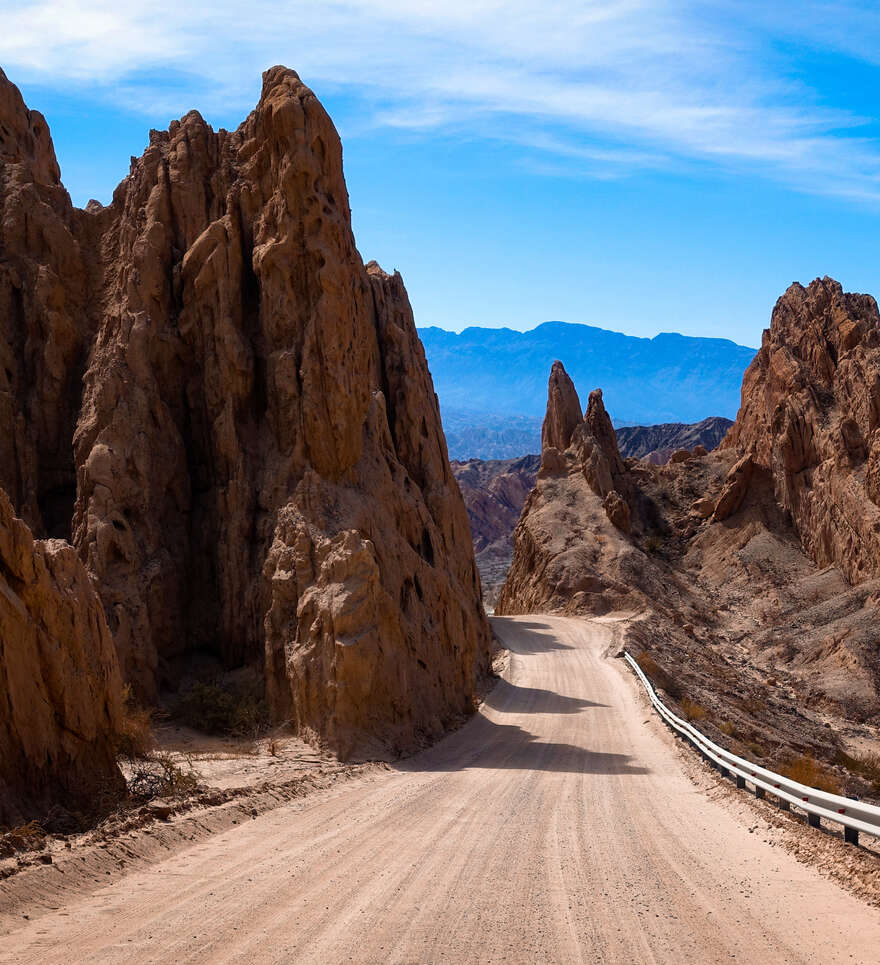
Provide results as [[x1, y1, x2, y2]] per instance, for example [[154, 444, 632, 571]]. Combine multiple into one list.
[[3, 615, 880, 964]]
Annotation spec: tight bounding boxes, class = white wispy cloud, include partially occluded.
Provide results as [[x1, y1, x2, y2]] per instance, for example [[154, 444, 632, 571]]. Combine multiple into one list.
[[2, 0, 880, 201]]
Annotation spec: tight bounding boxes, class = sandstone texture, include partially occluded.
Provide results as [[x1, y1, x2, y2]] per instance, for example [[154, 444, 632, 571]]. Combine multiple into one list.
[[723, 277, 880, 583], [0, 66, 491, 762], [541, 361, 583, 452], [0, 488, 123, 827]]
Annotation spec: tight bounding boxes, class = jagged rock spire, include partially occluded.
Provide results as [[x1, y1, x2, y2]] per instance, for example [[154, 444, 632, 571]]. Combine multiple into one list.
[[542, 361, 583, 452]]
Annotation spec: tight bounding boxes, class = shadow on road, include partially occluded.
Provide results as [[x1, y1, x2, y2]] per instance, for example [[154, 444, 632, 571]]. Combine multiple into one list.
[[482, 678, 606, 715], [403, 713, 648, 777], [490, 619, 575, 653]]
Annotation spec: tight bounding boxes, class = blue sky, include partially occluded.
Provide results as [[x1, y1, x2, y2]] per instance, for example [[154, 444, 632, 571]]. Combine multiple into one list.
[[3, 1, 880, 346]]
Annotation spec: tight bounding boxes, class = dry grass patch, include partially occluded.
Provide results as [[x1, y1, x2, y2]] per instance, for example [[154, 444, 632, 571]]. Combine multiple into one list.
[[680, 698, 709, 722], [636, 651, 683, 699], [114, 684, 155, 759], [0, 820, 47, 858], [779, 754, 841, 795]]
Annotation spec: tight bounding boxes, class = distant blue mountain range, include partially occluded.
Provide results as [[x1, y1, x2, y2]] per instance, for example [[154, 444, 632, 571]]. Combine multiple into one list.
[[419, 321, 756, 424], [419, 321, 756, 459]]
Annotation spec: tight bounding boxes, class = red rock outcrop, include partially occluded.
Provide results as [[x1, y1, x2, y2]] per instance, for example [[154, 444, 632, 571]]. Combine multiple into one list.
[[0, 66, 491, 761], [0, 489, 123, 827], [723, 277, 880, 582], [711, 454, 754, 521]]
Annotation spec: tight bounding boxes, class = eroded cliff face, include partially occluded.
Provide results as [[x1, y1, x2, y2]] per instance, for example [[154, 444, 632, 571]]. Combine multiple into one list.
[[0, 489, 123, 827], [0, 68, 95, 540], [0, 66, 491, 761], [723, 277, 880, 583]]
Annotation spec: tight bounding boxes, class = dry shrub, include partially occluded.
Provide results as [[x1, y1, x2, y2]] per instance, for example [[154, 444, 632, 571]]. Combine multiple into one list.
[[636, 651, 682, 699], [175, 681, 270, 738], [779, 754, 841, 795], [743, 740, 765, 759], [114, 683, 155, 759], [0, 820, 46, 858], [719, 720, 736, 736], [127, 752, 199, 803], [835, 749, 880, 794], [680, 698, 708, 722]]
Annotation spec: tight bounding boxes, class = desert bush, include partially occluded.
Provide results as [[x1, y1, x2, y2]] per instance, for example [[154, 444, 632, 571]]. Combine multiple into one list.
[[175, 680, 270, 738], [719, 720, 736, 736], [779, 754, 841, 795], [742, 740, 765, 759], [114, 683, 155, 759], [835, 749, 880, 794], [0, 820, 47, 858], [127, 752, 200, 802], [636, 652, 683, 699], [680, 698, 708, 722]]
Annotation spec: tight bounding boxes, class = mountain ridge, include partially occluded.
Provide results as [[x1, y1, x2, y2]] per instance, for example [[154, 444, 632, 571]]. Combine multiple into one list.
[[419, 320, 756, 429]]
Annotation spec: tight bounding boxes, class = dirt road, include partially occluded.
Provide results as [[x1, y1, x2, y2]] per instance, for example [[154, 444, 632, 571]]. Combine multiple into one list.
[[3, 615, 880, 964]]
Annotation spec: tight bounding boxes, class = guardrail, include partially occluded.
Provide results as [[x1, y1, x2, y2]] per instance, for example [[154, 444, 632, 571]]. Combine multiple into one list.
[[623, 651, 880, 846]]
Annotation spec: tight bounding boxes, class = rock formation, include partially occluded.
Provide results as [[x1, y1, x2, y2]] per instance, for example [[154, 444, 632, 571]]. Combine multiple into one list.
[[0, 489, 123, 828], [0, 65, 491, 762], [497, 363, 659, 615], [0, 67, 93, 540], [449, 417, 732, 604], [541, 360, 583, 452], [723, 277, 880, 583]]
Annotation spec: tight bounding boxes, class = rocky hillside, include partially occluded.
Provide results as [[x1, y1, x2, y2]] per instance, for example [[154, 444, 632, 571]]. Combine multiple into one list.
[[0, 64, 491, 772], [451, 455, 540, 605], [497, 285, 880, 794], [616, 417, 733, 465]]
